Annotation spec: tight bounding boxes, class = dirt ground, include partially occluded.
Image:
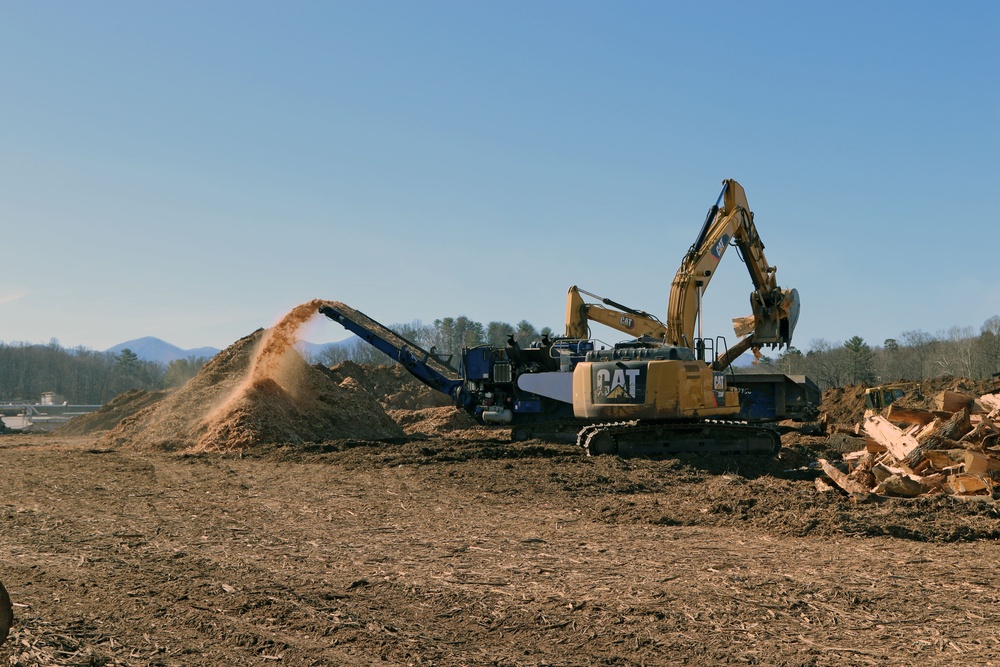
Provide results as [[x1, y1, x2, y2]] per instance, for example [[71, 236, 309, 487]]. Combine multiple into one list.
[[3, 429, 1000, 667], [5, 312, 1000, 667]]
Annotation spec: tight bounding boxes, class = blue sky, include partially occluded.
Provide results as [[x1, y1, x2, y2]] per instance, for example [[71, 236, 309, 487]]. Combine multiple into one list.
[[2, 2, 997, 353]]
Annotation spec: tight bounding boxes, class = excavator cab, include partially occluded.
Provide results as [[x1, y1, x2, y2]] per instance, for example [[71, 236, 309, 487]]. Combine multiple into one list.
[[572, 345, 741, 421]]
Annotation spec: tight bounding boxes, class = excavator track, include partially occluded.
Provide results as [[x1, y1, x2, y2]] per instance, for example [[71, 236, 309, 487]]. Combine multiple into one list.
[[578, 420, 781, 458]]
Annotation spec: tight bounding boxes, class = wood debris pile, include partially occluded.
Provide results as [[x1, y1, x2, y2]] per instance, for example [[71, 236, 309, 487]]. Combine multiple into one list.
[[387, 406, 481, 436], [98, 325, 405, 453], [819, 390, 1000, 499], [321, 360, 454, 410]]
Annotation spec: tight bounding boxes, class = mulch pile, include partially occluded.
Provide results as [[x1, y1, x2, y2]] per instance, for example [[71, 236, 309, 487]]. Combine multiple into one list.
[[322, 360, 453, 410], [820, 376, 997, 426], [97, 301, 404, 453], [56, 389, 170, 436], [56, 312, 475, 447], [387, 406, 481, 436]]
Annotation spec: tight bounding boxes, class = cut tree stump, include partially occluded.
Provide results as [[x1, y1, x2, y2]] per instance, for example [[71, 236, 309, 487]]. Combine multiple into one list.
[[944, 474, 992, 496], [872, 462, 909, 483], [934, 390, 986, 414], [922, 449, 966, 470], [964, 451, 1000, 475], [830, 423, 862, 436], [981, 393, 1000, 416], [961, 419, 997, 446], [885, 404, 951, 426], [916, 419, 942, 441], [863, 416, 920, 461], [874, 474, 927, 498], [864, 440, 888, 454], [820, 459, 872, 496], [903, 409, 973, 468]]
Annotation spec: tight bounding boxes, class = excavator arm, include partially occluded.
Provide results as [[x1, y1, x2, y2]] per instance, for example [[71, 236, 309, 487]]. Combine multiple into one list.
[[666, 179, 799, 354], [565, 285, 667, 341]]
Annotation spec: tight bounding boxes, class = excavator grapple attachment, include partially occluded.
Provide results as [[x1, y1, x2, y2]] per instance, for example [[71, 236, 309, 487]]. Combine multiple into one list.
[[751, 287, 799, 348]]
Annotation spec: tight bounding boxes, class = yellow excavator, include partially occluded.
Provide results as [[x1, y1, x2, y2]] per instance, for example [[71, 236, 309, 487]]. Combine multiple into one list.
[[320, 179, 813, 455], [566, 179, 802, 456]]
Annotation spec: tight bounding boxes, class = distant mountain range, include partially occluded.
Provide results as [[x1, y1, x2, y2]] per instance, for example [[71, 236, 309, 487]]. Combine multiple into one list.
[[729, 352, 758, 368], [105, 336, 359, 365], [105, 337, 221, 365]]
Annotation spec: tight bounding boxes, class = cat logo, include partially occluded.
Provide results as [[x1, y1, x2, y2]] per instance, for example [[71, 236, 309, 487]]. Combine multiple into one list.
[[710, 233, 730, 261], [619, 316, 635, 329], [593, 364, 646, 404]]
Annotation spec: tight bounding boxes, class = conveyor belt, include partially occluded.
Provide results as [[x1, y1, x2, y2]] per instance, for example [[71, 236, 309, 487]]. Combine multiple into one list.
[[319, 301, 463, 396]]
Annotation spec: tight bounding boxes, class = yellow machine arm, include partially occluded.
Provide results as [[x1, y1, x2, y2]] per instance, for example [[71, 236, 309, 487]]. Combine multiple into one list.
[[666, 179, 799, 352], [565, 285, 667, 341]]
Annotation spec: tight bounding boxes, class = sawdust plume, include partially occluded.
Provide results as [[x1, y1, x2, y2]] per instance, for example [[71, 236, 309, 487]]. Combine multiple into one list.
[[200, 299, 333, 432], [246, 298, 332, 388]]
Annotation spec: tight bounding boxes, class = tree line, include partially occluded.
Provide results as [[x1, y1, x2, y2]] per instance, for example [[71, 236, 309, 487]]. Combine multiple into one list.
[[741, 316, 1000, 389], [0, 316, 553, 405], [320, 314, 1000, 393], [0, 341, 209, 405], [315, 317, 554, 367], [4, 314, 997, 405]]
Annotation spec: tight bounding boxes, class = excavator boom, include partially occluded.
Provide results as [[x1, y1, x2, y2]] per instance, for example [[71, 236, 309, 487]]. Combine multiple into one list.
[[564, 180, 798, 364], [667, 179, 799, 352], [565, 286, 667, 340]]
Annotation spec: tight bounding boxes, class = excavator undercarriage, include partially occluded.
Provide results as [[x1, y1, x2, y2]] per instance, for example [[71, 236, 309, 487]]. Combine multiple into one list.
[[578, 420, 782, 457]]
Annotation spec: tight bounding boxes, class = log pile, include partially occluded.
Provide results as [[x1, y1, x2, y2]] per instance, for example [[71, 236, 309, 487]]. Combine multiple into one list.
[[818, 389, 1000, 499]]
